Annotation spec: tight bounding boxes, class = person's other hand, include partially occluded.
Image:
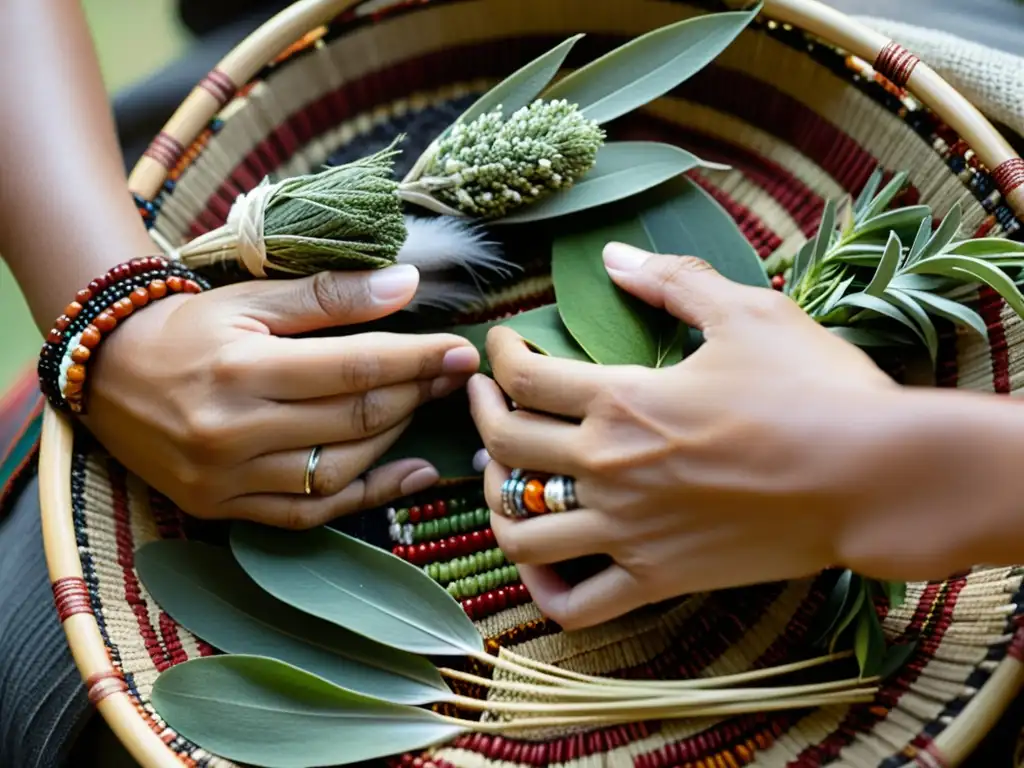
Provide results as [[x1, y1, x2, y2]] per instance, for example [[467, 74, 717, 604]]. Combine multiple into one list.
[[84, 264, 479, 529], [469, 243, 906, 630]]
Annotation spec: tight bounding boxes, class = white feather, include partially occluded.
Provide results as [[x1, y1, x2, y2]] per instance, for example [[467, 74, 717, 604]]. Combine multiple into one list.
[[405, 276, 484, 312], [397, 216, 515, 278]]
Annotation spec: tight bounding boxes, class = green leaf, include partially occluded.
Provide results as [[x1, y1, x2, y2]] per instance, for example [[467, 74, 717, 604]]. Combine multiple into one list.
[[865, 232, 902, 296], [817, 275, 857, 317], [853, 206, 932, 243], [828, 576, 866, 653], [500, 304, 595, 363], [855, 170, 909, 224], [853, 168, 884, 218], [910, 203, 960, 266], [946, 238, 1024, 258], [907, 255, 1024, 319], [878, 641, 917, 680], [883, 580, 907, 610], [899, 288, 989, 340], [837, 292, 925, 344], [230, 523, 485, 657], [907, 216, 933, 265], [551, 210, 671, 367], [135, 540, 451, 705], [788, 240, 815, 296], [810, 570, 854, 646], [454, 35, 583, 126], [827, 326, 914, 347], [543, 6, 760, 125], [811, 199, 837, 271], [637, 176, 770, 288], [888, 274, 950, 292], [377, 392, 482, 480], [853, 600, 887, 678], [883, 288, 938, 363], [497, 142, 724, 224], [152, 655, 465, 768]]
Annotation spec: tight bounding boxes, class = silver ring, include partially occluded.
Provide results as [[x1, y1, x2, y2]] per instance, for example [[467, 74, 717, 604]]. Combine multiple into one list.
[[303, 445, 323, 496]]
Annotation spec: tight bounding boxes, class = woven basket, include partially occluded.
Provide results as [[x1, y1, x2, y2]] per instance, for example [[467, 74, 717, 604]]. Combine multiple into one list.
[[40, 0, 1024, 766]]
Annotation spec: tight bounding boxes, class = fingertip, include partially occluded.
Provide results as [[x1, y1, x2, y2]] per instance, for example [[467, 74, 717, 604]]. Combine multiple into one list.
[[399, 464, 440, 496], [441, 345, 480, 375], [369, 264, 420, 307], [602, 241, 652, 279]]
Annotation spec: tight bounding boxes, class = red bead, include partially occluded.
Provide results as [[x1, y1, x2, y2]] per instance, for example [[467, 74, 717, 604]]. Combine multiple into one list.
[[129, 259, 145, 274], [47, 328, 63, 344], [426, 541, 439, 558], [130, 287, 150, 307], [64, 301, 83, 319], [87, 279, 104, 294], [148, 279, 167, 299], [80, 326, 101, 348], [423, 503, 435, 520], [771, 274, 785, 291], [151, 256, 166, 269], [71, 346, 91, 364], [462, 599, 475, 619], [93, 312, 116, 333], [54, 315, 71, 332], [183, 279, 202, 294], [409, 506, 421, 523], [392, 546, 404, 559], [436, 540, 448, 558], [470, 531, 484, 548], [111, 264, 130, 281], [458, 534, 470, 554], [416, 544, 428, 562], [496, 587, 508, 610], [517, 583, 529, 599], [483, 591, 497, 613], [484, 528, 496, 545], [437, 500, 447, 515], [75, 289, 92, 304]]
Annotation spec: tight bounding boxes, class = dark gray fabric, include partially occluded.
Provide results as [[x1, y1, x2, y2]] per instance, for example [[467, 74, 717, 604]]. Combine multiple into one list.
[[0, 475, 90, 768]]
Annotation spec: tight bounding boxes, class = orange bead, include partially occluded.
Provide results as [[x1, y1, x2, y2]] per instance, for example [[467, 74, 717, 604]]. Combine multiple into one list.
[[166, 276, 184, 292], [74, 288, 92, 304], [47, 328, 63, 344], [523, 479, 547, 514], [66, 364, 87, 383], [148, 279, 167, 298], [130, 287, 150, 307], [54, 315, 71, 332], [65, 301, 83, 319], [64, 379, 83, 394], [80, 325, 101, 348], [70, 345, 91, 364], [112, 298, 135, 318], [93, 311, 116, 333], [183, 279, 202, 294]]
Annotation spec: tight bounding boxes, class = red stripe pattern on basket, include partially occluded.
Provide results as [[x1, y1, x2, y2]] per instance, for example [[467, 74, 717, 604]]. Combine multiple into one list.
[[198, 69, 238, 108], [874, 41, 920, 89], [143, 132, 186, 170], [86, 669, 129, 705], [993, 158, 1024, 197], [52, 576, 94, 622]]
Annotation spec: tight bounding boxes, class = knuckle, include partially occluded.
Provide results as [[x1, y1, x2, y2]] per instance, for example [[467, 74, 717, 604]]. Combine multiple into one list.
[[340, 350, 383, 392], [503, 367, 538, 403], [208, 346, 250, 388], [309, 271, 360, 320], [178, 409, 230, 459], [313, 459, 350, 498], [740, 286, 795, 321], [348, 390, 390, 436], [493, 528, 525, 563]]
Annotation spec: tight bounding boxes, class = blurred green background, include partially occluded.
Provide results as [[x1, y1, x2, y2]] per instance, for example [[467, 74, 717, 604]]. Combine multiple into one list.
[[0, 0, 188, 392]]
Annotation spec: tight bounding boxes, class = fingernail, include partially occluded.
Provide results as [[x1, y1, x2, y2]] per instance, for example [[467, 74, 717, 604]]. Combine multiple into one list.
[[472, 449, 491, 473], [603, 242, 649, 275], [369, 264, 419, 304], [430, 375, 464, 399], [442, 346, 479, 374], [400, 466, 440, 496]]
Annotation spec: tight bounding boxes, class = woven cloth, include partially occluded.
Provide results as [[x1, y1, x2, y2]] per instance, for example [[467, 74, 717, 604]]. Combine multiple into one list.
[[858, 16, 1024, 139]]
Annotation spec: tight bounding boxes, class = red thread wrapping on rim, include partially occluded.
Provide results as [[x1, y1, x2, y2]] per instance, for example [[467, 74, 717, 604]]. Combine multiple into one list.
[[198, 69, 238, 107], [993, 158, 1024, 197], [52, 576, 93, 622], [913, 740, 950, 768], [874, 41, 920, 88], [86, 670, 128, 705], [142, 132, 185, 169]]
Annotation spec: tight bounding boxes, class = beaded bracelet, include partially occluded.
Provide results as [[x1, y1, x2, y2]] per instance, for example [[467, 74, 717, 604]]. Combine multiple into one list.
[[38, 256, 210, 415]]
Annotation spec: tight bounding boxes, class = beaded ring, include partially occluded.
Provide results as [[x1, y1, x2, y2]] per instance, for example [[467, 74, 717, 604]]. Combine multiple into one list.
[[499, 469, 579, 518], [38, 257, 210, 415]]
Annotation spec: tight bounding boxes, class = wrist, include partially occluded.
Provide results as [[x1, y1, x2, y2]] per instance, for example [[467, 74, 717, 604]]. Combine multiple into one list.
[[833, 387, 1024, 581]]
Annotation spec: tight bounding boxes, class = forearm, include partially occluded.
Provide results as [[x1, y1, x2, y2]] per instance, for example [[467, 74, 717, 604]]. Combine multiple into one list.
[[0, 0, 155, 332], [837, 386, 1024, 580]]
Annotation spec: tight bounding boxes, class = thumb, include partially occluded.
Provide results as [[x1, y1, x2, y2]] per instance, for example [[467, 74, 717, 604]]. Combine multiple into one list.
[[224, 264, 420, 336], [603, 242, 746, 331]]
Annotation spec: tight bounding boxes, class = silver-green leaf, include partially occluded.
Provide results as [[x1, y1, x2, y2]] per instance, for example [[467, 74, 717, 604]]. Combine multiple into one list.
[[152, 655, 466, 768], [865, 232, 902, 296], [543, 6, 760, 125], [907, 255, 1024, 318], [900, 288, 989, 339], [853, 168, 884, 219], [910, 202, 961, 266], [135, 540, 452, 706], [837, 292, 925, 344], [497, 142, 724, 224], [828, 326, 914, 347], [811, 199, 836, 271], [946, 238, 1024, 259], [883, 288, 939, 363], [230, 523, 485, 657], [856, 170, 909, 224]]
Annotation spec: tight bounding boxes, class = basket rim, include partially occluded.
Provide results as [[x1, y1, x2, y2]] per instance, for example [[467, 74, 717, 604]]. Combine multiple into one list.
[[41, 1, 1024, 767]]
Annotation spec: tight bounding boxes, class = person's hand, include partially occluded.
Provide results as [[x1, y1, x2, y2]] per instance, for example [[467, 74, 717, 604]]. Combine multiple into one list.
[[84, 264, 480, 529], [469, 243, 908, 629]]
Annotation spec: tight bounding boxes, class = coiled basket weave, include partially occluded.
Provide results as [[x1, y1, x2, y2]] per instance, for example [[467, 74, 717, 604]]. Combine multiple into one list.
[[40, 0, 1024, 766]]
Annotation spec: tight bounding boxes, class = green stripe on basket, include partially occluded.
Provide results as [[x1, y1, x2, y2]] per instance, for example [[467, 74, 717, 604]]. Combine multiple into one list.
[[0, 408, 43, 515]]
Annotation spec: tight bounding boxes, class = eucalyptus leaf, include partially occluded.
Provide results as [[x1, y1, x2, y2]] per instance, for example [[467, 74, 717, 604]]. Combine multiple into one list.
[[878, 641, 918, 680], [900, 288, 989, 340], [500, 304, 595, 363], [856, 170, 909, 224], [853, 168, 884, 219], [911, 202, 960, 265], [377, 392, 482, 479], [230, 523, 485, 656], [136, 540, 451, 705], [837, 292, 925, 344], [827, 326, 915, 347], [828, 577, 866, 653], [883, 580, 907, 610], [454, 35, 583, 126], [497, 142, 724, 224], [637, 176, 770, 288], [552, 210, 671, 367], [864, 232, 902, 297], [906, 255, 1024, 318], [853, 601, 887, 678], [884, 288, 939, 363], [152, 655, 465, 768], [543, 5, 760, 125]]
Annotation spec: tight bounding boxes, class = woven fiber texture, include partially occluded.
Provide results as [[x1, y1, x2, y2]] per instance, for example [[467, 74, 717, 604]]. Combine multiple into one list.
[[859, 16, 1024, 138]]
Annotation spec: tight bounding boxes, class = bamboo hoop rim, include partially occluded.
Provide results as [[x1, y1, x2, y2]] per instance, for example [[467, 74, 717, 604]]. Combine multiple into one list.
[[41, 0, 1024, 766]]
